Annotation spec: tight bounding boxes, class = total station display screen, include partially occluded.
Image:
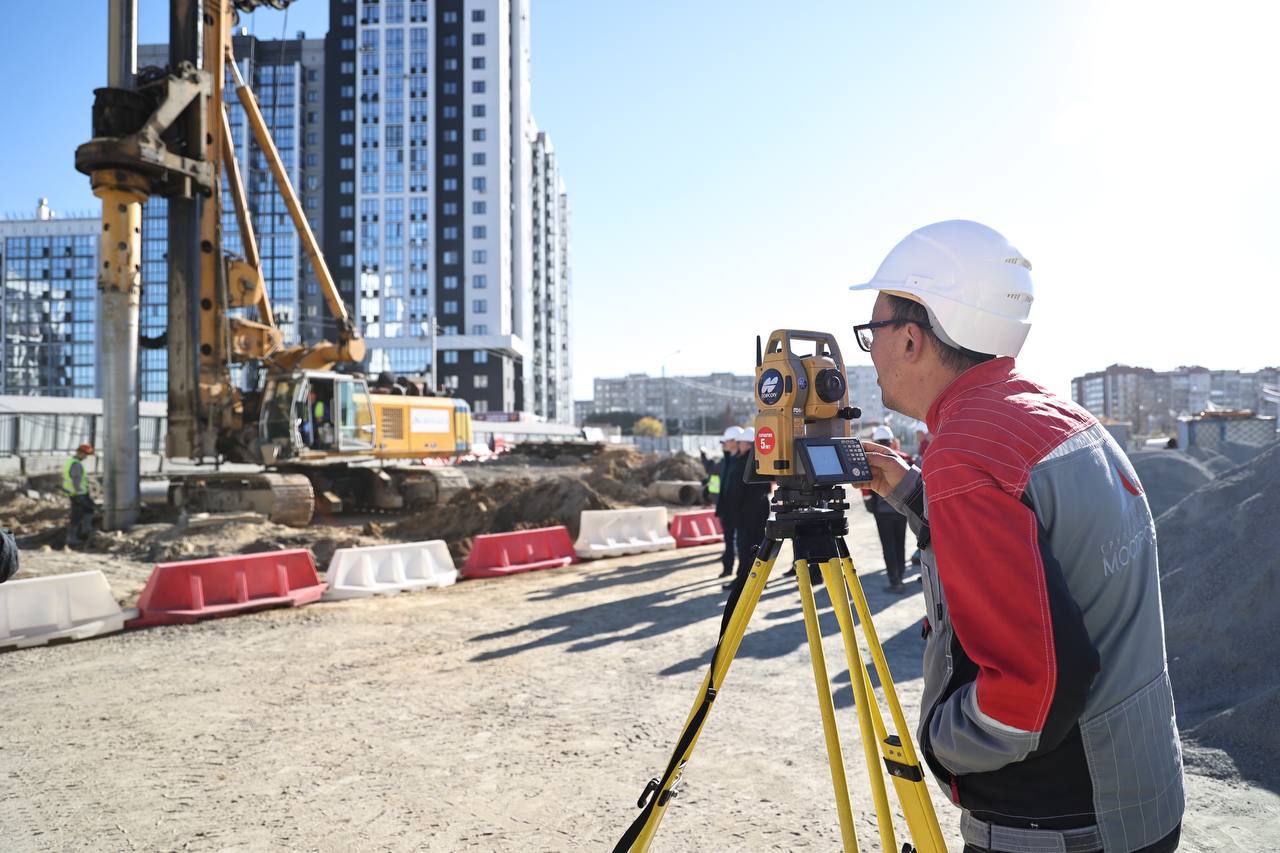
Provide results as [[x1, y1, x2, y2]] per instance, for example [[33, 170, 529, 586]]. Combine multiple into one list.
[[807, 444, 843, 476]]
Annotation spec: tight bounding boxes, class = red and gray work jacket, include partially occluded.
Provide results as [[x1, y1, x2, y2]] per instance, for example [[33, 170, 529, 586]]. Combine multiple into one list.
[[882, 358, 1184, 852]]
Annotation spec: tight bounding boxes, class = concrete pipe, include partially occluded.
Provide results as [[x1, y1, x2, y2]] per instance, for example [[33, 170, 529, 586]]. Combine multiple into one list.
[[647, 480, 702, 506], [139, 479, 171, 506]]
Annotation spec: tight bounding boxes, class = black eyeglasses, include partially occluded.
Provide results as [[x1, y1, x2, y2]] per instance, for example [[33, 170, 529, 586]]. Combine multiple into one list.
[[851, 319, 931, 352]]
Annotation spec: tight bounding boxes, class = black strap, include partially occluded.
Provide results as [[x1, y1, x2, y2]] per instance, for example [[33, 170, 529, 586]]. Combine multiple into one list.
[[612, 659, 723, 851]]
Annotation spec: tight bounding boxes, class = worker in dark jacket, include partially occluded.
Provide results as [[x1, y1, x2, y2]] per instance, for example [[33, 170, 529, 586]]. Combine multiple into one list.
[[0, 528, 18, 583], [725, 427, 774, 591], [712, 426, 744, 578], [864, 425, 912, 593], [854, 221, 1182, 853], [63, 443, 96, 549]]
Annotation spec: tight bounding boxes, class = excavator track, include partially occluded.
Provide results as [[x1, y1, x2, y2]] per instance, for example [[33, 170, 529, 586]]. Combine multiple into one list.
[[171, 472, 315, 527], [390, 465, 470, 509]]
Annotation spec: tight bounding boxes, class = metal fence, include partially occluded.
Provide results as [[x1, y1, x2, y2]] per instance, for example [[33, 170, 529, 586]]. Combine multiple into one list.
[[0, 396, 167, 458], [619, 435, 726, 455]]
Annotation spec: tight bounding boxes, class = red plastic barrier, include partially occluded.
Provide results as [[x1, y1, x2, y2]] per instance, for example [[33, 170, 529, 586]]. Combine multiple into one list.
[[669, 510, 724, 548], [126, 549, 326, 629], [462, 526, 576, 579]]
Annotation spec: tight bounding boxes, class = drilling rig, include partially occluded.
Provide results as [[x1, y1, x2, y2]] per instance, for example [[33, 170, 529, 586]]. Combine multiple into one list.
[[76, 0, 471, 527]]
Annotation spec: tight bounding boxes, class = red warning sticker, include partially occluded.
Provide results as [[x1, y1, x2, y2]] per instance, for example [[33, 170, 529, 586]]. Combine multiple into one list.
[[757, 427, 776, 455]]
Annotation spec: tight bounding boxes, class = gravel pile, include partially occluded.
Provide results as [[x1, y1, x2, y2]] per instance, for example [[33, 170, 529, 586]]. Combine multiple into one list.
[[1129, 450, 1215, 518], [1157, 442, 1280, 787]]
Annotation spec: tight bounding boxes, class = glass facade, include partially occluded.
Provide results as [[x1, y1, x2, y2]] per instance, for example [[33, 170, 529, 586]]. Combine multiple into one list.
[[134, 37, 320, 401], [357, 2, 437, 377], [140, 198, 168, 401], [1, 229, 98, 396]]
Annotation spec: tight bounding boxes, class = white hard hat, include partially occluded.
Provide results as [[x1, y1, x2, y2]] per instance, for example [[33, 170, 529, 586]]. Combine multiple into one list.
[[850, 220, 1034, 358], [740, 426, 755, 442], [720, 426, 743, 442], [871, 425, 894, 443]]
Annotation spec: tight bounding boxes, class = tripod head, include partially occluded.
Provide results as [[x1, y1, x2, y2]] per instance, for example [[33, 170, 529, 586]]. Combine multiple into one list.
[[767, 483, 851, 545]]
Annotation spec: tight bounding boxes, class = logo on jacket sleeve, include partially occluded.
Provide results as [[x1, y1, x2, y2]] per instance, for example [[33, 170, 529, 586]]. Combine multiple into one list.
[[1116, 465, 1144, 496]]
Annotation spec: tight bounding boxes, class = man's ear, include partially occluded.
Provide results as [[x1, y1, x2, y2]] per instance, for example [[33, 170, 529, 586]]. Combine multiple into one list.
[[902, 322, 925, 363]]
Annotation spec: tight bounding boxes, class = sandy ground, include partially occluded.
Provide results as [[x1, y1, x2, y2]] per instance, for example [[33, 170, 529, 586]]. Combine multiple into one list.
[[1, 510, 1276, 852]]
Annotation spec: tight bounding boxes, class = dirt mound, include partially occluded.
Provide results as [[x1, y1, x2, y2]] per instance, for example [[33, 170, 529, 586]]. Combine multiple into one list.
[[393, 475, 616, 560], [1184, 446, 1241, 476], [1157, 442, 1280, 788], [644, 452, 707, 484], [0, 478, 67, 536], [78, 517, 382, 568], [582, 447, 706, 503], [1129, 450, 1215, 518]]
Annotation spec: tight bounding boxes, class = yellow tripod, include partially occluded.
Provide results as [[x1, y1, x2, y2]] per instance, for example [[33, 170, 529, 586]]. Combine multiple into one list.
[[613, 487, 948, 852]]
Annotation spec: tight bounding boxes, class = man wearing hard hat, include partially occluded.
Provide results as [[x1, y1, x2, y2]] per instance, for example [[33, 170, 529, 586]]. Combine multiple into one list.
[[63, 443, 97, 549], [711, 426, 744, 579], [853, 221, 1182, 853]]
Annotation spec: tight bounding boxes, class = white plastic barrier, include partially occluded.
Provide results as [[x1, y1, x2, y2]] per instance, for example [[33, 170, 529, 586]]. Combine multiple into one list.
[[323, 540, 458, 600], [574, 507, 677, 560], [0, 571, 134, 650]]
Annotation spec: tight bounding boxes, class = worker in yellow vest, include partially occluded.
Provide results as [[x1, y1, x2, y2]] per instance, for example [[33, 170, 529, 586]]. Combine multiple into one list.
[[63, 443, 96, 549]]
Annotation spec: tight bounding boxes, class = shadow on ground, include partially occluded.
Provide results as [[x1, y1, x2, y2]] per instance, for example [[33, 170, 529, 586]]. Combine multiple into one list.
[[470, 549, 927, 691]]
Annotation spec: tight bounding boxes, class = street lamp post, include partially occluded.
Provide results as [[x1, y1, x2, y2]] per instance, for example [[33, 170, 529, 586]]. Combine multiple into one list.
[[661, 349, 681, 435]]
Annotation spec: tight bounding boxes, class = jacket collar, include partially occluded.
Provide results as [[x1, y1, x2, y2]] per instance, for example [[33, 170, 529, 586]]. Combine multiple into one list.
[[925, 356, 1018, 433]]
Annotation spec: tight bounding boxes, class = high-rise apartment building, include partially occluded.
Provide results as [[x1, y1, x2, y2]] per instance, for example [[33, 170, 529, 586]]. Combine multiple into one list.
[[0, 202, 99, 396], [335, 0, 572, 419], [6, 8, 575, 419], [137, 34, 329, 400], [531, 129, 572, 422]]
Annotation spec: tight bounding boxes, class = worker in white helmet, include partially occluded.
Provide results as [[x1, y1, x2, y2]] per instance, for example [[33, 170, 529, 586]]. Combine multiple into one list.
[[711, 425, 745, 578], [864, 424, 911, 593], [724, 425, 772, 591], [852, 221, 1182, 853]]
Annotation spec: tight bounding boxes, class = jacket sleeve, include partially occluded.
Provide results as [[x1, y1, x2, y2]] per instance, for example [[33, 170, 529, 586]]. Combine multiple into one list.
[[923, 478, 1099, 775], [882, 466, 927, 536], [70, 460, 85, 492]]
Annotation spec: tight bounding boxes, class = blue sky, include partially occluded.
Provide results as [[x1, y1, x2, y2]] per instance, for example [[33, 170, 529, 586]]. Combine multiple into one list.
[[3, 2, 1276, 401]]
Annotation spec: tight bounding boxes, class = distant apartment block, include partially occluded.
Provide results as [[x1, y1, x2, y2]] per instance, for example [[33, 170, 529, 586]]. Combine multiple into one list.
[[0, 202, 99, 396], [1072, 363, 1280, 434], [589, 372, 756, 434], [530, 130, 572, 423]]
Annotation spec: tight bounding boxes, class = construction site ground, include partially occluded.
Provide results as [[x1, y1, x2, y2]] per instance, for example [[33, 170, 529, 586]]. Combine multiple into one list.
[[2, 508, 1276, 852]]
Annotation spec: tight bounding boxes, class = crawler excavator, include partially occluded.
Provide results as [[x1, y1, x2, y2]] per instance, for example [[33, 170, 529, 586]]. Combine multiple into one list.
[[76, 0, 471, 526]]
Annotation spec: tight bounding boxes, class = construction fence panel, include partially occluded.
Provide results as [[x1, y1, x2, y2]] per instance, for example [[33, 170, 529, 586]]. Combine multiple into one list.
[[324, 540, 458, 600], [574, 507, 677, 560], [0, 570, 134, 650]]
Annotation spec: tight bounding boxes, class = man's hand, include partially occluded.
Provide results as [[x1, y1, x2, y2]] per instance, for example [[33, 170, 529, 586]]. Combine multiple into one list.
[[860, 440, 911, 496]]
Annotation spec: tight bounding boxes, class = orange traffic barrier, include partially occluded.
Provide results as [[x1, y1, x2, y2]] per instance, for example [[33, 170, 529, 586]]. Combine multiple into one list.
[[669, 510, 724, 548], [462, 526, 576, 579], [126, 549, 326, 628]]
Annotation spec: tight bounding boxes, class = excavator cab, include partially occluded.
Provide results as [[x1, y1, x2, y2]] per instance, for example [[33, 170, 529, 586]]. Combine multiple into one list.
[[259, 372, 375, 461]]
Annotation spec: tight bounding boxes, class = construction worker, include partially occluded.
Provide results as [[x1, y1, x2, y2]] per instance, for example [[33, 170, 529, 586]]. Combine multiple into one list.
[[304, 389, 331, 448], [63, 443, 96, 549], [852, 221, 1182, 853], [0, 528, 18, 583], [712, 426, 744, 578], [864, 425, 911, 593], [725, 426, 771, 592]]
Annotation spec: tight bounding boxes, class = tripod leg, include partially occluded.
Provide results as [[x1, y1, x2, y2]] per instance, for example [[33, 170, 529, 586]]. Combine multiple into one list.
[[613, 538, 783, 853], [795, 557, 860, 852], [836, 542, 948, 853], [815, 556, 899, 852]]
